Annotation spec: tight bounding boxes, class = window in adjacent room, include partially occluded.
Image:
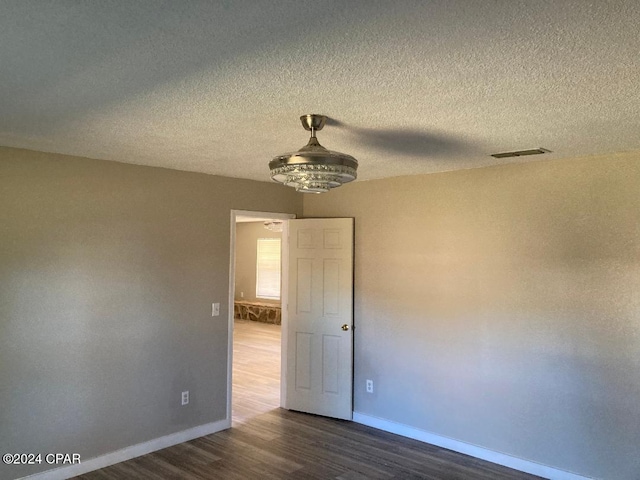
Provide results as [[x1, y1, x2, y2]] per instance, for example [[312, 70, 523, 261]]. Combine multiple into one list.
[[256, 238, 281, 300]]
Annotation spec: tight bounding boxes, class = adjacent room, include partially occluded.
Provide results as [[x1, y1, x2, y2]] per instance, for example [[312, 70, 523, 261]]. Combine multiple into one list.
[[232, 216, 285, 425], [1, 2, 639, 480]]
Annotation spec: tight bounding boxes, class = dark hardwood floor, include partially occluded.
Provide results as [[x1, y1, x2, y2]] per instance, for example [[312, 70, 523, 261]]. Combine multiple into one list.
[[74, 320, 543, 479]]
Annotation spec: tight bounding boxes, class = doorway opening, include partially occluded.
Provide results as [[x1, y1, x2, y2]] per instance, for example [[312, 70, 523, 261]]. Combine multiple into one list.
[[228, 210, 295, 425]]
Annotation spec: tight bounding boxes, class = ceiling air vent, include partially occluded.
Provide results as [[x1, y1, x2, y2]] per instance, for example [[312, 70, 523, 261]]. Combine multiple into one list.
[[491, 148, 551, 159]]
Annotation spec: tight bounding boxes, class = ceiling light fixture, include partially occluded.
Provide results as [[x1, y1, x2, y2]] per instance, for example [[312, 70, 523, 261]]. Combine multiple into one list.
[[263, 221, 283, 232], [269, 114, 358, 194]]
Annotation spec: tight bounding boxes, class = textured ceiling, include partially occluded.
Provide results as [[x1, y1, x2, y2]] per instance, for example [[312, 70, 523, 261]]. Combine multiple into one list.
[[1, 1, 639, 182]]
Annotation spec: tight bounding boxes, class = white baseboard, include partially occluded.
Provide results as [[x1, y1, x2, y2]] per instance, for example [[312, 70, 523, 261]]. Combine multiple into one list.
[[19, 418, 231, 480], [19, 413, 594, 480], [352, 412, 593, 480]]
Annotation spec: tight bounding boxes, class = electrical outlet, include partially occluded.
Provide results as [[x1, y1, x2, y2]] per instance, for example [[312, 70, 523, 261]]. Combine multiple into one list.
[[212, 303, 220, 316], [366, 379, 374, 394], [240, 292, 244, 298], [181, 391, 189, 406]]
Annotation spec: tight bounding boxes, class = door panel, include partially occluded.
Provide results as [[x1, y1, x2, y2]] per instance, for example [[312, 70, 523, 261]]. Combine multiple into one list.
[[296, 259, 313, 313], [285, 218, 354, 420], [295, 333, 312, 390], [322, 334, 340, 394], [323, 259, 340, 315]]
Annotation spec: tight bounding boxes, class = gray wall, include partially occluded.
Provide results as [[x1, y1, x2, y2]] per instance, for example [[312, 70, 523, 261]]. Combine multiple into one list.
[[0, 146, 301, 479], [234, 222, 281, 305], [303, 152, 640, 480]]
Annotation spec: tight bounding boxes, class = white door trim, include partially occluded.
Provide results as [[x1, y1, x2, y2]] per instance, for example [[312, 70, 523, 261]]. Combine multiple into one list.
[[227, 210, 296, 424], [280, 219, 291, 409]]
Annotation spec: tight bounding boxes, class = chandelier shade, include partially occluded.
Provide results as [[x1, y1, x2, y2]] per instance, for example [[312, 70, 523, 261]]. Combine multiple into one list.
[[269, 114, 358, 193]]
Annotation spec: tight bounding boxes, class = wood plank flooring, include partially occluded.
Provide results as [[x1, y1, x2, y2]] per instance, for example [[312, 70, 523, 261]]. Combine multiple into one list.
[[74, 320, 543, 480], [232, 319, 281, 425]]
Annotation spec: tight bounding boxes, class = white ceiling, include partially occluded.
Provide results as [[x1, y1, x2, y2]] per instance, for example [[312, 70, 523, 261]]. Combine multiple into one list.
[[1, 1, 639, 183]]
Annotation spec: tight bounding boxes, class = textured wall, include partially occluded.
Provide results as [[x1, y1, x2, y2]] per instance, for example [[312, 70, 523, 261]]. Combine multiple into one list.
[[234, 222, 281, 305], [0, 147, 301, 479], [303, 152, 640, 480]]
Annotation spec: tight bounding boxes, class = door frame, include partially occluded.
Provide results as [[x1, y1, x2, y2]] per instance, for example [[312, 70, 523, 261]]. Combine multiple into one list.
[[226, 209, 296, 424]]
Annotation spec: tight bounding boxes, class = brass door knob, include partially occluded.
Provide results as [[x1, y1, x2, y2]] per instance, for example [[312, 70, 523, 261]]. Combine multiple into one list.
[[341, 324, 350, 331]]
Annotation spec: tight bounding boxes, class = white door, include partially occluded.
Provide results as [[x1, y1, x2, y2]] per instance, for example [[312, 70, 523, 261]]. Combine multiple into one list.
[[285, 218, 354, 420]]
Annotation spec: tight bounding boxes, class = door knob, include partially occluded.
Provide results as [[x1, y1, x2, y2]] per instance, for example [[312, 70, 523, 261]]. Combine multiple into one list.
[[341, 324, 350, 331]]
